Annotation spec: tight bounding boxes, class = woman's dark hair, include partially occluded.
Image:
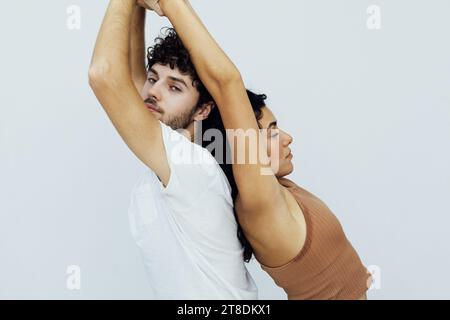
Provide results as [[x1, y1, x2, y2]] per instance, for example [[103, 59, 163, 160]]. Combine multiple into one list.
[[201, 90, 268, 263], [146, 27, 213, 109]]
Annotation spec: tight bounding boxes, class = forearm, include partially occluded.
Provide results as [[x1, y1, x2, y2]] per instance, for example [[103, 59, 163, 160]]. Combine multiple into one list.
[[129, 4, 147, 90], [89, 0, 135, 85], [160, 0, 241, 86]]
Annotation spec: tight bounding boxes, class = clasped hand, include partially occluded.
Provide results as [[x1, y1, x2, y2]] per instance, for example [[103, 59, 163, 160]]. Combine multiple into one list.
[[136, 0, 164, 16]]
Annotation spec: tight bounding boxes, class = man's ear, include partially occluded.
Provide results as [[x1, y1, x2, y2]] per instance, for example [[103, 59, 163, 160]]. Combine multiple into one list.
[[193, 101, 216, 121]]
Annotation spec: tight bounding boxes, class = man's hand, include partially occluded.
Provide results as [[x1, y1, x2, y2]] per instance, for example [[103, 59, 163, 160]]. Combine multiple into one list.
[[137, 0, 165, 16]]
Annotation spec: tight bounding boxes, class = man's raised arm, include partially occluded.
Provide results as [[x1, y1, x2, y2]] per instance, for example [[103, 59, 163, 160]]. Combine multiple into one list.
[[89, 0, 135, 82], [88, 0, 171, 185], [129, 4, 147, 91]]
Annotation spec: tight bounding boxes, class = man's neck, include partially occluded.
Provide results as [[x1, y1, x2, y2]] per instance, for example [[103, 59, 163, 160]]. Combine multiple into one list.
[[182, 120, 202, 144]]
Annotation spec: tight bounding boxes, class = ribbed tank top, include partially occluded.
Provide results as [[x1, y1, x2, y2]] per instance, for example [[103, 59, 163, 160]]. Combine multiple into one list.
[[260, 177, 372, 300]]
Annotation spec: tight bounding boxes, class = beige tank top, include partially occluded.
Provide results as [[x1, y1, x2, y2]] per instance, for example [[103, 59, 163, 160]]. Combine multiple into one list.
[[260, 177, 372, 300]]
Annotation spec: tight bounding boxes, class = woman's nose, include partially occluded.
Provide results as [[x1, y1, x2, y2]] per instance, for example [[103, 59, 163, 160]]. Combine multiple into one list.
[[282, 130, 293, 146]]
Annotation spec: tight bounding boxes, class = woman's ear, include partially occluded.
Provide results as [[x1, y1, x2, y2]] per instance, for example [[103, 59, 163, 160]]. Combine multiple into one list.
[[193, 101, 216, 121]]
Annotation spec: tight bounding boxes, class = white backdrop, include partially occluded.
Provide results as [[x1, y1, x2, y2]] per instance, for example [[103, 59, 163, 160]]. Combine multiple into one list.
[[1, 0, 449, 299]]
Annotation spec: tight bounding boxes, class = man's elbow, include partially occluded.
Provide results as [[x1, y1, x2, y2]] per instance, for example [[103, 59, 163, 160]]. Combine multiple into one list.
[[88, 61, 111, 90], [88, 58, 129, 91]]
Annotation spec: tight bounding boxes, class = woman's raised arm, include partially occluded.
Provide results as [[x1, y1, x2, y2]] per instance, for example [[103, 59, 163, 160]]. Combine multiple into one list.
[[155, 0, 285, 212]]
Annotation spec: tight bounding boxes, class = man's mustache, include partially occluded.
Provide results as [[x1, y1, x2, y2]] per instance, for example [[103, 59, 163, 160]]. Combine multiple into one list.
[[144, 97, 157, 105], [144, 98, 162, 113]]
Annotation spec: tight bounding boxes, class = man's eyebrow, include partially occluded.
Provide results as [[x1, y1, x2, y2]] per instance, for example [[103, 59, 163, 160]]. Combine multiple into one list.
[[168, 76, 188, 89], [148, 68, 188, 88]]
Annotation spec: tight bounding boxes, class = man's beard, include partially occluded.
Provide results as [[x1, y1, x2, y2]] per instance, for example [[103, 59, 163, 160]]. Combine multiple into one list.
[[164, 105, 198, 130]]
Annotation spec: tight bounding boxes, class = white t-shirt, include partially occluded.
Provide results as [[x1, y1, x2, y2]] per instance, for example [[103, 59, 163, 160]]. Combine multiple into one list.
[[128, 121, 258, 299]]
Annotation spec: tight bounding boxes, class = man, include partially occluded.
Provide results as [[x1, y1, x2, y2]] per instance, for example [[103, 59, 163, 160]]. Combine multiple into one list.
[[88, 0, 257, 299]]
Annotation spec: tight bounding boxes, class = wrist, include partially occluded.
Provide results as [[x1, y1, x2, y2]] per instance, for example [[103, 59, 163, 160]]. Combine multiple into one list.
[[159, 0, 184, 11]]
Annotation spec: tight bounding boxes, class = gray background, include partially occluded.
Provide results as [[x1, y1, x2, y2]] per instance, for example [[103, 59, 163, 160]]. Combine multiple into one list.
[[1, 0, 449, 299]]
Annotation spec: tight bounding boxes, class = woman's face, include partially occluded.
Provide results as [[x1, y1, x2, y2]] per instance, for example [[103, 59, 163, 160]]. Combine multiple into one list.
[[258, 106, 294, 178]]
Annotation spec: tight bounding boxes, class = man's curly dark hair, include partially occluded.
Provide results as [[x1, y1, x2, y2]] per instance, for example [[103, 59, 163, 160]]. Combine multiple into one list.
[[146, 27, 213, 109]]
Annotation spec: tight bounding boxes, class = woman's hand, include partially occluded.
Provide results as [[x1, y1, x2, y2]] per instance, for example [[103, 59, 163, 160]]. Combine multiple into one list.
[[136, 0, 164, 16]]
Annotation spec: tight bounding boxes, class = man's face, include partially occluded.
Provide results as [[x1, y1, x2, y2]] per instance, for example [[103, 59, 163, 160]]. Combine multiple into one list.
[[140, 63, 200, 130]]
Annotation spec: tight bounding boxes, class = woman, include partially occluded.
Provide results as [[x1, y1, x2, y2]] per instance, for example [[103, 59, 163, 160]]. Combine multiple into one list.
[[141, 0, 372, 299]]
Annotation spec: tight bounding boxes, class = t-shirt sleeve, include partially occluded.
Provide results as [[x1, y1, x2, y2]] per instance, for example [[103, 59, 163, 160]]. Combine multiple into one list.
[[157, 120, 223, 212]]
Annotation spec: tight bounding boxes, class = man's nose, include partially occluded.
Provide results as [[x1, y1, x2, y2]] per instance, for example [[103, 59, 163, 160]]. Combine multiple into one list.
[[146, 82, 162, 101]]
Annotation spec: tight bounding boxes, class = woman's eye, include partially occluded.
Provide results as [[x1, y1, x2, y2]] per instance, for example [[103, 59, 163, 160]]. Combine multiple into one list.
[[148, 78, 156, 84], [270, 129, 280, 138], [170, 86, 181, 92]]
